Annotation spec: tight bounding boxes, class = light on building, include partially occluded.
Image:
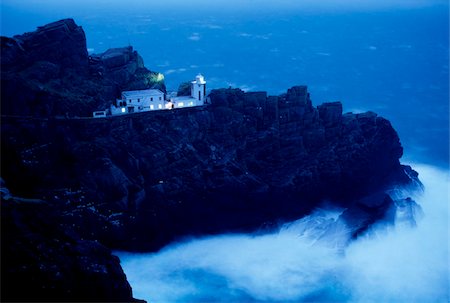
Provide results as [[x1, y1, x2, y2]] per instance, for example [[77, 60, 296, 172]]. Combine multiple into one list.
[[189, 101, 194, 106], [121, 108, 126, 113], [158, 104, 162, 109], [178, 102, 184, 107], [150, 105, 154, 110], [156, 73, 164, 82]]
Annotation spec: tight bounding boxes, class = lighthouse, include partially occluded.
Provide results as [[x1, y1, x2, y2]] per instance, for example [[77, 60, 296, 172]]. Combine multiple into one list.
[[191, 74, 206, 104], [100, 74, 208, 117]]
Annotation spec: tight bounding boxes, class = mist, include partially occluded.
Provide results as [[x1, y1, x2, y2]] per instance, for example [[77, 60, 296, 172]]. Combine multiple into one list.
[[116, 163, 449, 302]]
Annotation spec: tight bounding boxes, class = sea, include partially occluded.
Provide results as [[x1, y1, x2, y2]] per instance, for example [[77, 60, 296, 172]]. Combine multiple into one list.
[[1, 1, 448, 301]]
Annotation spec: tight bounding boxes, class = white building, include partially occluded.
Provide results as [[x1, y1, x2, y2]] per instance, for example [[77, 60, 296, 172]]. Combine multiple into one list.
[[191, 74, 207, 104], [102, 74, 207, 117], [170, 74, 207, 108], [111, 89, 165, 115]]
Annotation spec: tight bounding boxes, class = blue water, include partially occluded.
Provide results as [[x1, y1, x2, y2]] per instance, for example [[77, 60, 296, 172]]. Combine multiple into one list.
[[1, 1, 448, 167], [115, 164, 449, 302], [2, 2, 449, 302]]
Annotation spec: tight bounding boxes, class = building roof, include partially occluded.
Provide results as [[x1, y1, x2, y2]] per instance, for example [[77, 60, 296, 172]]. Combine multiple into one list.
[[192, 74, 206, 85], [122, 89, 164, 98]]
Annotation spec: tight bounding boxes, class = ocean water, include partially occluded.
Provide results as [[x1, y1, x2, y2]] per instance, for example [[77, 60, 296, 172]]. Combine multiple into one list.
[[116, 164, 449, 302], [1, 1, 449, 301], [1, 0, 448, 167]]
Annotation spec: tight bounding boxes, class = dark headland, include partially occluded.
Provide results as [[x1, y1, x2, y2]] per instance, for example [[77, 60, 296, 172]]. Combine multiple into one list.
[[1, 19, 421, 302]]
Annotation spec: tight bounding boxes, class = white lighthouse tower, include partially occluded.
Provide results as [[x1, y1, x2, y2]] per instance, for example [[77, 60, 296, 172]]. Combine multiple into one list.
[[191, 74, 206, 105]]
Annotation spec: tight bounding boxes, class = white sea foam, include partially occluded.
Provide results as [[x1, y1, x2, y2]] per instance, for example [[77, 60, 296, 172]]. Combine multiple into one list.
[[116, 163, 449, 302], [188, 33, 201, 41]]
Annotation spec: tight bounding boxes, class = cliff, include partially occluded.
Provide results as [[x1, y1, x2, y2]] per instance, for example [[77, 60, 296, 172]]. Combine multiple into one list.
[[1, 86, 417, 249], [1, 18, 165, 118], [1, 19, 420, 301], [1, 195, 141, 302]]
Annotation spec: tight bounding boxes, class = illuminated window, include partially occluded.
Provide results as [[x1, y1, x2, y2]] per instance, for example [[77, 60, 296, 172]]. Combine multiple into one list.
[[158, 104, 162, 109], [178, 102, 184, 107], [189, 101, 194, 106], [121, 108, 126, 113], [150, 105, 154, 110]]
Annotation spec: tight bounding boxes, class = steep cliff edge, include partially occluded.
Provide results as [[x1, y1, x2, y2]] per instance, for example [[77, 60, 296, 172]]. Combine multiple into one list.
[[1, 18, 165, 118], [1, 87, 418, 249], [1, 19, 420, 301], [1, 196, 141, 302]]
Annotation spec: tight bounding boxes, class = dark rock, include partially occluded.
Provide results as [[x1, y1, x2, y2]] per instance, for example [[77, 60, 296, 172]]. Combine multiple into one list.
[[1, 18, 422, 301], [177, 81, 192, 96], [1, 83, 419, 252], [285, 85, 310, 105], [1, 19, 165, 118], [1, 198, 144, 302], [90, 46, 164, 93], [318, 101, 342, 127], [4, 18, 88, 71], [210, 87, 246, 109], [339, 194, 423, 239], [392, 197, 423, 227], [339, 193, 394, 238], [99, 47, 135, 69]]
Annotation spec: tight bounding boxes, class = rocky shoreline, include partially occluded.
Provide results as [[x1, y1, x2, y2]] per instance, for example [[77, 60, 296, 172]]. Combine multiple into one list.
[[1, 19, 421, 302]]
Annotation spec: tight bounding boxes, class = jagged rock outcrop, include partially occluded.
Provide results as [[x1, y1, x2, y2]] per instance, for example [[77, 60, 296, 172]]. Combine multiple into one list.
[[1, 19, 88, 71], [177, 81, 192, 96], [89, 46, 165, 92], [1, 18, 421, 302], [1, 85, 417, 250], [1, 196, 143, 302], [1, 18, 165, 117]]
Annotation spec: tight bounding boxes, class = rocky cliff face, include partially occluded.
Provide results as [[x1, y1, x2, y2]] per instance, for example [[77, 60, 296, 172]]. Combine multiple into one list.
[[1, 196, 141, 302], [1, 86, 417, 249], [1, 19, 420, 301], [1, 19, 88, 71], [1, 18, 165, 118]]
